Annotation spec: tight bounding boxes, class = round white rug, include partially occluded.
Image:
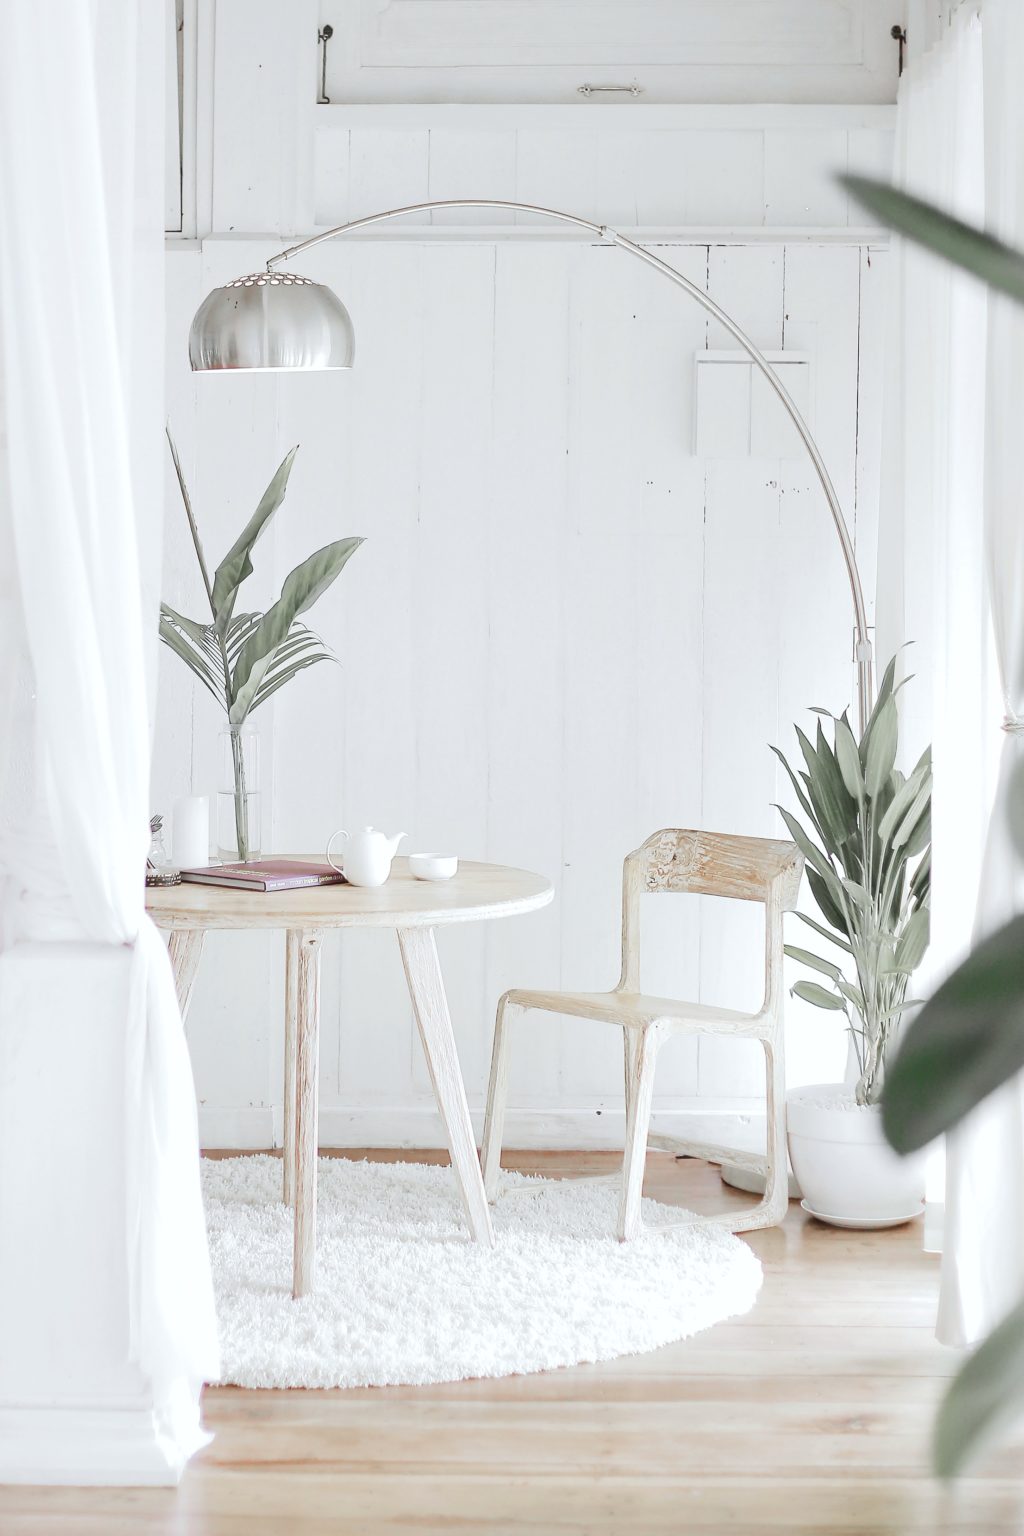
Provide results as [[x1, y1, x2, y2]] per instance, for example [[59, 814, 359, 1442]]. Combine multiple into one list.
[[203, 1155, 763, 1389]]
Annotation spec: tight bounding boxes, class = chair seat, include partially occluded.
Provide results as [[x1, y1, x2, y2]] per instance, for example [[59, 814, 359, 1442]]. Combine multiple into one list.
[[505, 987, 766, 1035]]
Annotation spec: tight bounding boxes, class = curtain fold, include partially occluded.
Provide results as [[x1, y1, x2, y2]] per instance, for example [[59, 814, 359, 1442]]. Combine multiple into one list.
[[0, 0, 218, 1453]]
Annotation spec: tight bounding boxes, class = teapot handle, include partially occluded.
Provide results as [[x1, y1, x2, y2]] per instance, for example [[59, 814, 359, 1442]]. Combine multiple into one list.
[[326, 828, 349, 875]]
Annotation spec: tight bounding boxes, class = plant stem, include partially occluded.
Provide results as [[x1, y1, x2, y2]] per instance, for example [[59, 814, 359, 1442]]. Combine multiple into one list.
[[166, 427, 235, 719], [230, 724, 249, 862]]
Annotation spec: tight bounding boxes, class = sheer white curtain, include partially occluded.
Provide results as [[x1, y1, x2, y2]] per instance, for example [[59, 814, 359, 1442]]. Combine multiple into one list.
[[879, 3, 1024, 1348], [877, 9, 993, 998], [0, 0, 218, 1456], [938, 0, 1024, 1348]]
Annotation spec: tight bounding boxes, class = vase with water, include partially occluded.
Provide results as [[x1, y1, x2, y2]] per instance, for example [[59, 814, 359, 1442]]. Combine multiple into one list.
[[218, 720, 261, 862]]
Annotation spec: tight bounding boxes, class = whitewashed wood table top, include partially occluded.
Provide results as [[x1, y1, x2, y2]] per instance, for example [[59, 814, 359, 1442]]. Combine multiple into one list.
[[146, 857, 554, 931]]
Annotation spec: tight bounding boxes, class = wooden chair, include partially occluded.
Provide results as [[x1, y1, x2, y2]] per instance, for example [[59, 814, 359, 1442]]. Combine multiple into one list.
[[480, 829, 804, 1240]]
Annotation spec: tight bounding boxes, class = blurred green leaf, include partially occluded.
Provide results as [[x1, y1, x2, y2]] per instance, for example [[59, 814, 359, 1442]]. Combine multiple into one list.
[[843, 176, 1024, 306], [882, 915, 1024, 1153], [935, 1298, 1024, 1477]]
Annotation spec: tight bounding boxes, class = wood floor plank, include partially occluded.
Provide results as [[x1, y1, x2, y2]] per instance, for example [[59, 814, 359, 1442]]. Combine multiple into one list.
[[1, 1149, 1019, 1534]]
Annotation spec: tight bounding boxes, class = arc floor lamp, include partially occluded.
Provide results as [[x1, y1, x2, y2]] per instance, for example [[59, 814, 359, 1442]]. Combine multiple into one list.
[[188, 198, 875, 730]]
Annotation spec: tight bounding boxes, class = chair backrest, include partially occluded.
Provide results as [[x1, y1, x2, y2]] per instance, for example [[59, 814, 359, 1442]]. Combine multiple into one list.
[[631, 828, 803, 909], [618, 829, 803, 999]]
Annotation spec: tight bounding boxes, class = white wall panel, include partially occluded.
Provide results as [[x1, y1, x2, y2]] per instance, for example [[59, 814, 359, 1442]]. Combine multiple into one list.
[[311, 108, 894, 234], [319, 0, 903, 104]]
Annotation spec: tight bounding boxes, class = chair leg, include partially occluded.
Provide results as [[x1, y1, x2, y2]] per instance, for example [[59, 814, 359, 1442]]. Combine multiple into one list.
[[760, 1034, 789, 1227], [618, 1023, 662, 1241], [716, 1032, 788, 1235], [623, 1026, 640, 1123], [481, 993, 520, 1201]]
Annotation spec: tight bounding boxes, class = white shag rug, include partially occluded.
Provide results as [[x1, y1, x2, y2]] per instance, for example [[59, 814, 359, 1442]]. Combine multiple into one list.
[[203, 1154, 763, 1390]]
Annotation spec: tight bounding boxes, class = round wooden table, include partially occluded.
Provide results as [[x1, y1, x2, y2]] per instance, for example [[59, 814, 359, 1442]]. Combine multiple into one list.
[[146, 857, 553, 1297]]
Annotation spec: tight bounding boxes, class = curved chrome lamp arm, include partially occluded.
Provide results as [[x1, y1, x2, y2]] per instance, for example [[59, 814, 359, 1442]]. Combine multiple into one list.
[[269, 198, 874, 730]]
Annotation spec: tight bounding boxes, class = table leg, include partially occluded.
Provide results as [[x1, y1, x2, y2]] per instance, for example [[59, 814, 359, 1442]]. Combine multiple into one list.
[[292, 929, 324, 1298], [397, 926, 494, 1248], [167, 929, 205, 1020], [283, 931, 300, 1207]]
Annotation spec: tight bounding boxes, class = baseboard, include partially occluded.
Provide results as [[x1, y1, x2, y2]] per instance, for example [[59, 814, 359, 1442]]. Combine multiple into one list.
[[0, 1407, 187, 1487], [200, 1102, 767, 1155]]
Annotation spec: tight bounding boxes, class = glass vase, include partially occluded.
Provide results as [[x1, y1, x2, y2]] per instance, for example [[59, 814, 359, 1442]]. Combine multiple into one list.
[[218, 721, 262, 863]]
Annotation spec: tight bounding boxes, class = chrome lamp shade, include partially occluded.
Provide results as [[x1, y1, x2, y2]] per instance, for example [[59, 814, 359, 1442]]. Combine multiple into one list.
[[188, 271, 355, 372]]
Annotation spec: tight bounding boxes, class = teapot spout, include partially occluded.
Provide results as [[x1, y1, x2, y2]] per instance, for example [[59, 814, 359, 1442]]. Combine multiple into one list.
[[386, 831, 407, 857]]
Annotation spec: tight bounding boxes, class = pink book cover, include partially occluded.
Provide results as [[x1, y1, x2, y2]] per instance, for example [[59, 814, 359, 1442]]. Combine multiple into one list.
[[180, 859, 346, 892]]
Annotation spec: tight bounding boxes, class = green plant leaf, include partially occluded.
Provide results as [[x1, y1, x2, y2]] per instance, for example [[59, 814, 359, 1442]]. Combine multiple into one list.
[[834, 714, 864, 799], [225, 611, 263, 660], [230, 536, 363, 721], [904, 807, 932, 858], [160, 602, 211, 649], [843, 176, 1024, 308], [794, 910, 853, 953], [1010, 758, 1024, 860], [792, 980, 847, 1011], [807, 721, 859, 849], [910, 846, 931, 906], [882, 915, 1024, 1153], [248, 624, 338, 712], [892, 782, 931, 851], [863, 696, 899, 799], [934, 1297, 1024, 1477], [770, 744, 825, 840], [159, 608, 226, 707], [775, 805, 837, 889], [210, 447, 298, 634], [806, 866, 849, 937], [836, 977, 865, 1013], [878, 764, 928, 847], [784, 944, 843, 982], [250, 649, 336, 712]]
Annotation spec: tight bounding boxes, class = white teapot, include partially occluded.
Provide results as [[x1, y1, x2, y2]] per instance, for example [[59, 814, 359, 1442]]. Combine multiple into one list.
[[327, 826, 406, 888]]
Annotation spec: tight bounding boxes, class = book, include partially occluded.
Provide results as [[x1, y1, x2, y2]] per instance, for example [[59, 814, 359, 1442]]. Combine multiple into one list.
[[180, 859, 347, 892]]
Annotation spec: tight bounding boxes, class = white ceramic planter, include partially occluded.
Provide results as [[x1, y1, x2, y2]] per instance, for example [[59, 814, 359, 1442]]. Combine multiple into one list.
[[787, 1084, 925, 1229]]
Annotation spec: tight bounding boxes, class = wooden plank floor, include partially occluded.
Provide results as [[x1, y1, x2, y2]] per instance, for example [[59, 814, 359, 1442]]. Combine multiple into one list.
[[3, 1148, 1023, 1534]]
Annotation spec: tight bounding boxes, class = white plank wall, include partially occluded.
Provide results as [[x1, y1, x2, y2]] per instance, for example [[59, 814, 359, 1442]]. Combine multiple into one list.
[[157, 230, 883, 1149], [311, 108, 894, 234]]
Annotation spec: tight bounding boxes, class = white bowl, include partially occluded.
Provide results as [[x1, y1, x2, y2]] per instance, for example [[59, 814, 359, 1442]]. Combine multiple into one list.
[[408, 853, 458, 881]]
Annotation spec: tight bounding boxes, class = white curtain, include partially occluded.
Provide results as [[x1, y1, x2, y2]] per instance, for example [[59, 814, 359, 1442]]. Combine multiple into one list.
[[938, 0, 1024, 1348], [0, 0, 218, 1454], [877, 8, 994, 998], [879, 3, 1024, 1348]]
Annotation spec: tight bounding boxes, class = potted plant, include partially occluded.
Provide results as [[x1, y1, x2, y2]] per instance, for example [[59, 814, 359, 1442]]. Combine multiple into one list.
[[159, 432, 362, 861], [773, 657, 932, 1227]]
